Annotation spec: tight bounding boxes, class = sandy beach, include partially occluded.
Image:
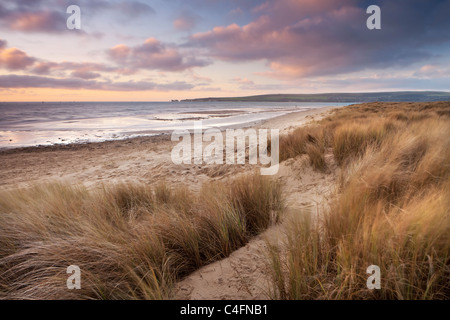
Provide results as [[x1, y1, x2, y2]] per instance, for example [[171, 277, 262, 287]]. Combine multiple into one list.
[[1, 102, 448, 301], [0, 105, 339, 299], [0, 106, 337, 191]]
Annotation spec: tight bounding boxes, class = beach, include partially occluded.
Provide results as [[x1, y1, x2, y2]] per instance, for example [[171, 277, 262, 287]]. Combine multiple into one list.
[[1, 101, 448, 300], [0, 104, 339, 300], [0, 105, 337, 191]]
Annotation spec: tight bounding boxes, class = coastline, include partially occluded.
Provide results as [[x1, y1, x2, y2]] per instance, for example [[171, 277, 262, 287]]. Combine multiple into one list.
[[0, 105, 338, 191], [0, 102, 348, 150]]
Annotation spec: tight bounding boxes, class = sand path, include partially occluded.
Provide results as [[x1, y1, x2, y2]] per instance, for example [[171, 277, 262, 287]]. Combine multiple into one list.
[[172, 107, 340, 300], [173, 153, 338, 300]]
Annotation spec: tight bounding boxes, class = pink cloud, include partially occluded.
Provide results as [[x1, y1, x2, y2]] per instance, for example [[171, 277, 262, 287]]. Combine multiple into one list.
[[0, 44, 36, 70], [108, 45, 131, 62], [233, 77, 255, 85], [190, 1, 364, 78], [189, 0, 442, 79], [0, 40, 135, 79], [0, 1, 154, 34], [31, 61, 58, 75], [7, 11, 66, 33], [413, 64, 450, 78], [30, 61, 117, 78], [174, 11, 200, 31], [107, 38, 208, 72], [0, 75, 195, 92]]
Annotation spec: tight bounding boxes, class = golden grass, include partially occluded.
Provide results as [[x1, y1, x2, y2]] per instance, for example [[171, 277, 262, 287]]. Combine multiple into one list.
[[0, 174, 284, 299], [279, 126, 328, 171], [271, 102, 450, 299]]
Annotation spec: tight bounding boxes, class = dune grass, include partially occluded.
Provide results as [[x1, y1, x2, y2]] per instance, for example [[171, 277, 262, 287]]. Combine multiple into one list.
[[0, 173, 284, 300], [279, 126, 329, 172], [271, 102, 450, 299]]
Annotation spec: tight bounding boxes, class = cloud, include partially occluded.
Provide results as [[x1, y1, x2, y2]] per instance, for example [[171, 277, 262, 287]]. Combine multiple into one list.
[[231, 76, 293, 91], [0, 1, 67, 33], [7, 11, 66, 33], [107, 38, 209, 72], [77, 0, 155, 18], [189, 0, 450, 79], [174, 10, 200, 31], [0, 34, 191, 87], [0, 74, 195, 91], [107, 44, 131, 62], [0, 0, 155, 34], [311, 76, 450, 92], [413, 64, 450, 78], [31, 61, 58, 75], [70, 70, 101, 80], [0, 41, 36, 70], [0, 40, 138, 79], [233, 77, 254, 85], [229, 7, 243, 17], [30, 60, 134, 79], [115, 1, 155, 17], [190, 71, 212, 83], [11, 0, 45, 8], [0, 75, 98, 90]]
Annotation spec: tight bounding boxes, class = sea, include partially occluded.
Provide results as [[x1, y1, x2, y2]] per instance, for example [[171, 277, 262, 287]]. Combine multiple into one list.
[[0, 101, 354, 149]]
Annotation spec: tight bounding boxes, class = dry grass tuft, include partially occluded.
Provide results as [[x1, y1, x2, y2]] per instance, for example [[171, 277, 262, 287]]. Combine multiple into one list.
[[279, 126, 329, 171], [0, 174, 284, 299], [271, 101, 450, 300]]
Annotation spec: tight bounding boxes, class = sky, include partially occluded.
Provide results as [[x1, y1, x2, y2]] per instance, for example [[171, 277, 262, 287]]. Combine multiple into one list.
[[0, 0, 449, 101]]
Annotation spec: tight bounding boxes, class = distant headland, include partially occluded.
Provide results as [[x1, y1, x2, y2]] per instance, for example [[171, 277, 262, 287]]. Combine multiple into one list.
[[182, 91, 450, 103]]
